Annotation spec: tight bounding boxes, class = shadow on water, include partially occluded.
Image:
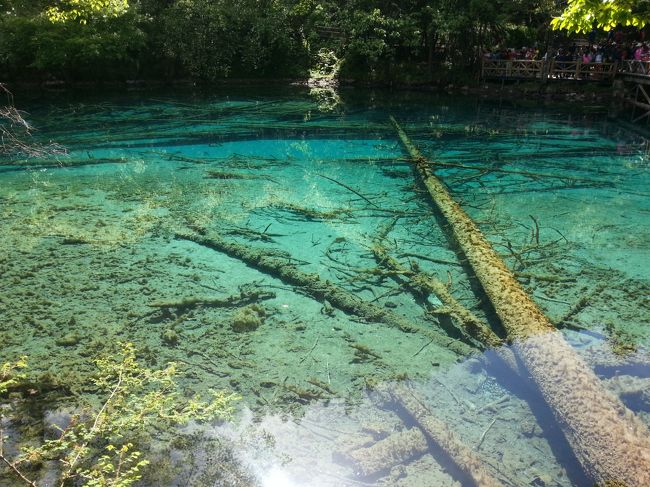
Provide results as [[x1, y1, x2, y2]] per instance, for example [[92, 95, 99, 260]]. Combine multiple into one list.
[[481, 349, 592, 487]]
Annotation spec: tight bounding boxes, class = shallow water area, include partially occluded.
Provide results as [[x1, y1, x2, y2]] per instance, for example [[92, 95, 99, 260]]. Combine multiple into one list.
[[1, 87, 649, 486]]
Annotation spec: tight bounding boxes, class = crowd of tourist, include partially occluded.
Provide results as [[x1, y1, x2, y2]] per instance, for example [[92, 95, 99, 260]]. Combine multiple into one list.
[[485, 41, 650, 64]]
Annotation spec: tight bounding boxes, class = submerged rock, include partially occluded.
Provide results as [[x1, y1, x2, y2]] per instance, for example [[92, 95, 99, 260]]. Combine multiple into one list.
[[162, 328, 180, 346]]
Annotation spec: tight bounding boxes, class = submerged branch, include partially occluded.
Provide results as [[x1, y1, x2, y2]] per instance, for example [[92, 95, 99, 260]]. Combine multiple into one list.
[[176, 229, 472, 356], [315, 173, 381, 208], [431, 160, 611, 186], [370, 219, 502, 349]]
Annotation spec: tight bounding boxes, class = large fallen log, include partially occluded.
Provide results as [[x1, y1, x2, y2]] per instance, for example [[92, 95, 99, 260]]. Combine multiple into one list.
[[391, 116, 650, 486], [175, 230, 472, 357]]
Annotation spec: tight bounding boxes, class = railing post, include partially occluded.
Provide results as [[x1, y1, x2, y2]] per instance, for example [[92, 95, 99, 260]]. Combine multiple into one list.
[[541, 59, 549, 82], [576, 60, 582, 79]]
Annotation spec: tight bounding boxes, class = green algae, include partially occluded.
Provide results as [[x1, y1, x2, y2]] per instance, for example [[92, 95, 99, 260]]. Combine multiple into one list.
[[231, 304, 266, 333]]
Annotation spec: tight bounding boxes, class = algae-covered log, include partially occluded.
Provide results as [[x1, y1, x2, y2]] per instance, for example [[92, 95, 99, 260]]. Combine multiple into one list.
[[391, 116, 650, 486], [342, 427, 428, 478], [382, 384, 505, 487], [371, 220, 528, 377], [175, 230, 472, 356], [372, 236, 502, 349]]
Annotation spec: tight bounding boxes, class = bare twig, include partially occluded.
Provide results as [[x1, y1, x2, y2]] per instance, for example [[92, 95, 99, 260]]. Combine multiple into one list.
[[433, 377, 462, 407], [413, 338, 434, 357], [476, 395, 510, 413], [299, 337, 320, 364], [1, 411, 38, 486], [60, 372, 123, 486], [529, 215, 540, 245], [1, 83, 66, 159], [476, 418, 497, 450], [0, 454, 38, 487], [316, 173, 381, 208]]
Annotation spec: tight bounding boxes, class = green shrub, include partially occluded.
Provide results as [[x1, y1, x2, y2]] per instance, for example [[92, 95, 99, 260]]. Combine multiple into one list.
[[0, 343, 239, 486]]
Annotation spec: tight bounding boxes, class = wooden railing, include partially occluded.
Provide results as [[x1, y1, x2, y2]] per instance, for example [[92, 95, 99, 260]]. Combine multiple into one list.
[[619, 60, 650, 76], [481, 59, 618, 81], [481, 60, 545, 79]]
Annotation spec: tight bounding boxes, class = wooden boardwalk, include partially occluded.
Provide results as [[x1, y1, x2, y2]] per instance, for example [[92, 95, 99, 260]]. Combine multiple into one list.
[[481, 59, 618, 82], [482, 59, 650, 124], [619, 61, 650, 123]]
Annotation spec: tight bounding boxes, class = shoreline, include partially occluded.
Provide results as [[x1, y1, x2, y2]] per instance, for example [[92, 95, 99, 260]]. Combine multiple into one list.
[[4, 76, 643, 130]]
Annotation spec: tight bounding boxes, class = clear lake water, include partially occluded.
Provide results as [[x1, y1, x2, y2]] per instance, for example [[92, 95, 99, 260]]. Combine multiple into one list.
[[1, 86, 649, 486]]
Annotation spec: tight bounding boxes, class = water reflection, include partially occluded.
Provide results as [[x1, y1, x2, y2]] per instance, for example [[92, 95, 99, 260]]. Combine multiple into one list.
[[201, 334, 649, 487]]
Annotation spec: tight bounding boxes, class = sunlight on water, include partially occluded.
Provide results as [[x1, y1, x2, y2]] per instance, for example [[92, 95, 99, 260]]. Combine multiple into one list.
[[0, 88, 649, 486]]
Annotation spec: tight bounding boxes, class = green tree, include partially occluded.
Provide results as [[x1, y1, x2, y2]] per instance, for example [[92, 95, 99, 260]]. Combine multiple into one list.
[[45, 0, 130, 23], [161, 0, 307, 79], [551, 0, 649, 32], [0, 3, 145, 81]]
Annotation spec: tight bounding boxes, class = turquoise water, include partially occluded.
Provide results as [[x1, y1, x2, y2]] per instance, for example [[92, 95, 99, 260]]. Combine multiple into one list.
[[1, 88, 649, 486]]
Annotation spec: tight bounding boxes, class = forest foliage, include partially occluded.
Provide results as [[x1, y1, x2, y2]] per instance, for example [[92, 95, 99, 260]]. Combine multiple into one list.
[[0, 1, 645, 83]]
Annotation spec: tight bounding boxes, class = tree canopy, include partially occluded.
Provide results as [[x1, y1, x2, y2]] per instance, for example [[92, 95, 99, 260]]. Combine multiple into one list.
[[0, 0, 646, 84], [45, 0, 130, 23], [551, 0, 649, 33]]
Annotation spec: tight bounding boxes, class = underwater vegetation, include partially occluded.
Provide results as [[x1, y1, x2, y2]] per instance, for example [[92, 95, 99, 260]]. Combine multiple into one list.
[[0, 89, 649, 486]]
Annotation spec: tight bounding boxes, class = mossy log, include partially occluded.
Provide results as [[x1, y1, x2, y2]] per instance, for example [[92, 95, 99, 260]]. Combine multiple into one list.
[[341, 386, 507, 484], [371, 238, 502, 349], [586, 348, 650, 373], [391, 116, 650, 486], [344, 427, 428, 478], [151, 290, 275, 311], [381, 384, 505, 487], [175, 230, 472, 357], [370, 221, 529, 376]]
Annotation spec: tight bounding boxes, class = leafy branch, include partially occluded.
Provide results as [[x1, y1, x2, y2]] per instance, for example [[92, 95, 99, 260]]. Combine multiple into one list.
[[551, 0, 649, 33], [0, 343, 239, 486], [45, 0, 130, 24]]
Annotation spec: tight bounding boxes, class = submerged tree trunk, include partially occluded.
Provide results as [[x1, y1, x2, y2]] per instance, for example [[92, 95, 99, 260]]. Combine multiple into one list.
[[175, 229, 472, 356], [390, 116, 650, 487], [381, 384, 506, 487]]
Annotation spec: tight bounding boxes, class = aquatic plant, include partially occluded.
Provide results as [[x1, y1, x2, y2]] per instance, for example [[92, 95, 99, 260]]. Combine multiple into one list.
[[0, 357, 28, 395], [231, 304, 266, 333], [0, 343, 239, 486]]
